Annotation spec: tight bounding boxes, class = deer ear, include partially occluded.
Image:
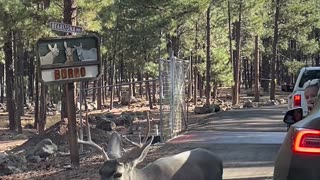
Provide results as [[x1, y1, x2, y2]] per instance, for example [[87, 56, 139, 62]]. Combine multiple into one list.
[[64, 41, 67, 49], [130, 136, 154, 167]]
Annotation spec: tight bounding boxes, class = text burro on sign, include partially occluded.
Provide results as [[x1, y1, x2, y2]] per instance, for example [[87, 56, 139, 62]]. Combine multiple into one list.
[[54, 67, 86, 80]]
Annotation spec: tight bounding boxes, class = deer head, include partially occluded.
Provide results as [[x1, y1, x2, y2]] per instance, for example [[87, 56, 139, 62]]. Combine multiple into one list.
[[78, 109, 153, 180], [99, 136, 154, 180]]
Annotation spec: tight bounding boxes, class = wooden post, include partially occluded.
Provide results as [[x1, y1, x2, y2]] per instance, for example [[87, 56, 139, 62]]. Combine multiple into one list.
[[64, 0, 79, 168], [65, 82, 79, 168]]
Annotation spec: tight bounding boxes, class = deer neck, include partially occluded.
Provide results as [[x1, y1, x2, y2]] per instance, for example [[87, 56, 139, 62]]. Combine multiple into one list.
[[130, 165, 162, 180]]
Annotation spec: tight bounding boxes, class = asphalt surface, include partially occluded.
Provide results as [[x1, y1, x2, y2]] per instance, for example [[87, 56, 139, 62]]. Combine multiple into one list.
[[169, 104, 288, 180]]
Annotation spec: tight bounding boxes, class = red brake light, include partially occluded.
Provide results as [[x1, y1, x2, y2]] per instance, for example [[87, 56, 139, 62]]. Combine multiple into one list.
[[293, 129, 320, 154], [293, 94, 301, 107]]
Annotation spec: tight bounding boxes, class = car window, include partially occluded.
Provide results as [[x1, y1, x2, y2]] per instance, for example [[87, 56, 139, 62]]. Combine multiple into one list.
[[298, 70, 320, 88]]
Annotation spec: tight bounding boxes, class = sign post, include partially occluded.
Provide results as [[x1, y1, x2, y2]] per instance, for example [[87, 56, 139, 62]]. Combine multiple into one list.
[[37, 35, 101, 168]]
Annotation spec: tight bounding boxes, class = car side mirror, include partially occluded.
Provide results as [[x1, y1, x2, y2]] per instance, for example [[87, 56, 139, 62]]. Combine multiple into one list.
[[283, 108, 303, 125]]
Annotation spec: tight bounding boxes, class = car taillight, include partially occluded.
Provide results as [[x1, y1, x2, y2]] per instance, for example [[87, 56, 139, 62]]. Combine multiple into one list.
[[293, 94, 301, 107], [293, 129, 320, 154]]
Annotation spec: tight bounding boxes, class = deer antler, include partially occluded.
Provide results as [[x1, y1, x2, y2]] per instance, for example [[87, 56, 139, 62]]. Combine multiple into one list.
[[142, 111, 151, 144], [122, 111, 151, 148], [78, 105, 110, 160]]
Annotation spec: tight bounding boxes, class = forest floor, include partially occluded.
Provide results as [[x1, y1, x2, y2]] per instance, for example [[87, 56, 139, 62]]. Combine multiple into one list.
[[0, 87, 290, 180]]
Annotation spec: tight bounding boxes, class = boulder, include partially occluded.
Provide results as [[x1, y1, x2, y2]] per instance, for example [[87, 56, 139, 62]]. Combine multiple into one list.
[[0, 152, 27, 176], [194, 105, 214, 114], [24, 123, 34, 129], [121, 95, 132, 106], [12, 134, 28, 140], [96, 119, 117, 131], [243, 100, 254, 108], [27, 139, 58, 159], [26, 155, 41, 163]]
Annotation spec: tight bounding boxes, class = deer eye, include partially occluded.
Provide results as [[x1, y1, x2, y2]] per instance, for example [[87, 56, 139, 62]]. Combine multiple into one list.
[[113, 172, 122, 178]]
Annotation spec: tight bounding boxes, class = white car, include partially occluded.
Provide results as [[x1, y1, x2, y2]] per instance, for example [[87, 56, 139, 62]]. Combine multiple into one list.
[[288, 66, 320, 117]]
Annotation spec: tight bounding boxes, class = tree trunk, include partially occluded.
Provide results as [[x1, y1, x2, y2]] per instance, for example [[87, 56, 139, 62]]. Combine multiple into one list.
[[4, 29, 16, 130], [233, 1, 242, 105], [92, 81, 97, 102], [119, 53, 124, 103], [110, 57, 115, 110], [249, 61, 253, 88], [152, 79, 156, 104], [271, 0, 280, 100], [138, 71, 143, 97], [97, 79, 102, 109], [34, 66, 39, 129], [14, 31, 24, 133], [193, 21, 199, 105], [228, 0, 234, 102], [199, 75, 204, 98], [39, 84, 47, 134], [0, 63, 4, 103], [132, 71, 136, 97], [243, 58, 248, 89], [146, 74, 153, 109], [254, 36, 260, 102], [212, 82, 218, 101], [205, 5, 211, 106]]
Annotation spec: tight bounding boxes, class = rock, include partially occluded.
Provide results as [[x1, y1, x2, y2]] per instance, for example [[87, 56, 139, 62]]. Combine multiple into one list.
[[24, 123, 34, 129], [277, 98, 287, 104], [116, 113, 134, 126], [232, 104, 243, 109], [0, 152, 27, 176], [26, 155, 41, 163], [96, 119, 116, 131], [226, 94, 232, 99], [267, 100, 278, 106], [12, 134, 28, 140], [246, 91, 255, 96], [243, 100, 254, 108], [28, 139, 58, 159], [105, 113, 116, 119], [96, 115, 108, 121], [121, 95, 132, 106], [194, 105, 214, 114], [210, 104, 221, 112], [130, 98, 140, 104]]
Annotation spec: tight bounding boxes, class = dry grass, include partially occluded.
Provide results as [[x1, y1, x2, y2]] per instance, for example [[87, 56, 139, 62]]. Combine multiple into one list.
[[0, 113, 61, 129], [46, 114, 61, 129]]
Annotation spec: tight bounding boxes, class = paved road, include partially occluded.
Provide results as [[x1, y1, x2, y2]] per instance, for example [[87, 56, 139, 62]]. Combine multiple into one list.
[[168, 104, 288, 180]]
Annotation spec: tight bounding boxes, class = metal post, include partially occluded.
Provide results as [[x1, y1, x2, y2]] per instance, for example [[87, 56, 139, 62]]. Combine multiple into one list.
[[158, 46, 164, 142], [169, 50, 174, 138]]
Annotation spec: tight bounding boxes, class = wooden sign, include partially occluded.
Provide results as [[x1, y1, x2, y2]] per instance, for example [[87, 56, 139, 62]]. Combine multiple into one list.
[[37, 35, 101, 84]]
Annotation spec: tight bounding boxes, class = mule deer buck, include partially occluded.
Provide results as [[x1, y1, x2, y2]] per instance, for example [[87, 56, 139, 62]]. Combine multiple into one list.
[[40, 43, 59, 65], [79, 112, 223, 180]]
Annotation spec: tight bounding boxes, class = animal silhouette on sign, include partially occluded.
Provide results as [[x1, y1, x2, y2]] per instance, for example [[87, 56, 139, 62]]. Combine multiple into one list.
[[64, 41, 75, 65], [73, 43, 97, 61], [40, 43, 59, 65]]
